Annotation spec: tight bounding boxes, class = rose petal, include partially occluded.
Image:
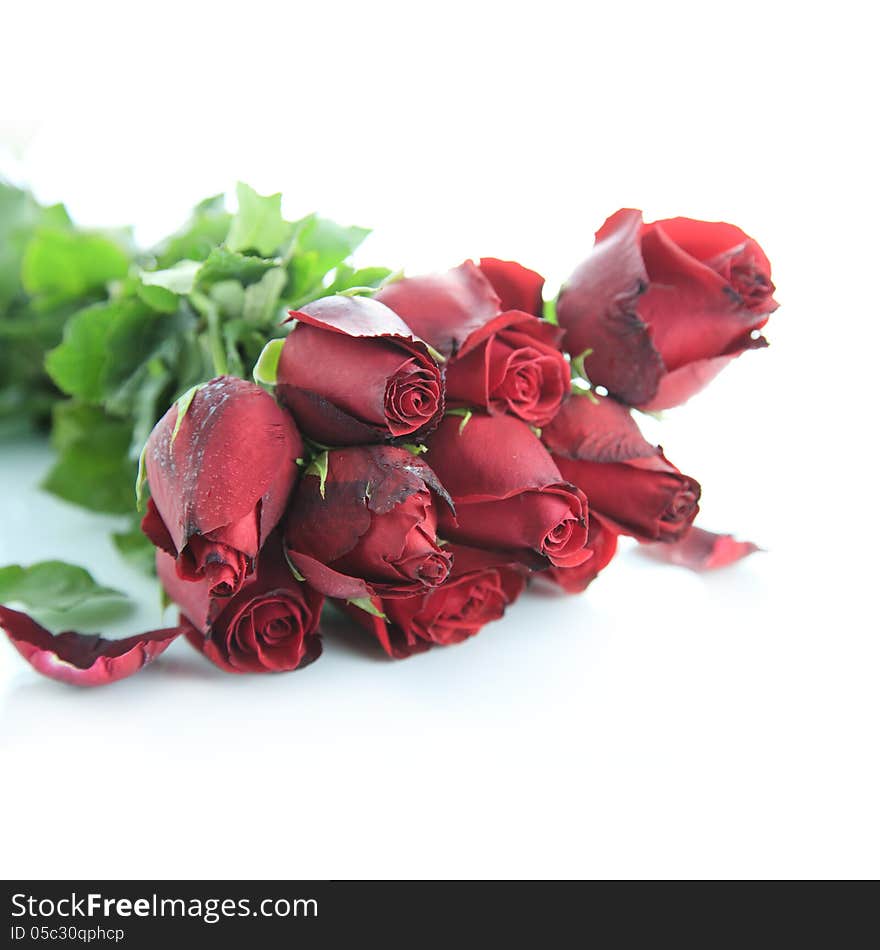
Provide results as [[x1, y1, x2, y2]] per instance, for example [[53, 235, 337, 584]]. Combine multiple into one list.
[[0, 605, 180, 687], [641, 526, 762, 570], [376, 261, 502, 357], [145, 376, 302, 555], [426, 413, 564, 501], [541, 392, 658, 463], [478, 258, 546, 316]]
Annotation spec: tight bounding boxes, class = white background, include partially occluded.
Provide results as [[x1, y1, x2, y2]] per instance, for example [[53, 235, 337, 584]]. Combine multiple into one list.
[[1, 1, 878, 879]]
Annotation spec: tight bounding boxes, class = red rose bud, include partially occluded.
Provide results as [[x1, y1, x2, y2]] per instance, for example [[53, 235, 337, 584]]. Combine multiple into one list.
[[0, 605, 180, 687], [542, 393, 701, 542], [141, 376, 302, 599], [557, 210, 778, 410], [157, 535, 323, 674], [343, 545, 527, 658], [284, 445, 454, 601], [426, 413, 590, 569], [478, 258, 545, 316], [278, 295, 445, 445], [379, 263, 568, 426], [539, 514, 619, 594]]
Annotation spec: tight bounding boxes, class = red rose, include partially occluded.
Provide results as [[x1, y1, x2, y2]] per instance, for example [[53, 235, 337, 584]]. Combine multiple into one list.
[[141, 376, 302, 598], [539, 514, 619, 594], [379, 262, 569, 426], [343, 545, 527, 658], [478, 258, 545, 316], [285, 445, 454, 600], [426, 413, 590, 568], [557, 210, 778, 410], [542, 393, 700, 542], [157, 535, 323, 674], [278, 295, 444, 445], [0, 605, 180, 687]]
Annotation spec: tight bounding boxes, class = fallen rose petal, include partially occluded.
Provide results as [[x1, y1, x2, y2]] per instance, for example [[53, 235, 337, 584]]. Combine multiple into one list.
[[641, 526, 762, 570], [0, 605, 180, 686]]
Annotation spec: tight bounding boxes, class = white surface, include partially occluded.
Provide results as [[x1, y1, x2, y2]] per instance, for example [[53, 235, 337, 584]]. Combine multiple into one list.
[[2, 0, 878, 879]]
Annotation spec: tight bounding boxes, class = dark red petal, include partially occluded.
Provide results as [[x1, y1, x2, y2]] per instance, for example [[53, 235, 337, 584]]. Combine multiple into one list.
[[291, 293, 424, 341], [376, 261, 502, 357], [542, 392, 658, 462], [641, 526, 762, 571], [426, 413, 563, 501], [145, 376, 301, 555], [557, 209, 664, 405], [0, 605, 180, 687], [478, 258, 546, 316]]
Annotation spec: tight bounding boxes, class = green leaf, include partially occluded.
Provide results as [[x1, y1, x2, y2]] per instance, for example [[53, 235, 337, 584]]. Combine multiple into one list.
[[209, 279, 246, 318], [22, 228, 129, 302], [134, 279, 179, 314], [402, 443, 428, 455], [0, 182, 70, 309], [305, 451, 330, 499], [253, 338, 285, 386], [0, 561, 131, 621], [44, 403, 136, 514], [242, 266, 287, 325], [287, 216, 371, 302], [140, 259, 201, 295], [543, 297, 558, 325], [196, 247, 277, 288], [112, 521, 157, 575], [154, 196, 231, 267], [227, 182, 294, 257], [45, 298, 174, 408], [44, 301, 119, 402], [346, 596, 387, 619]]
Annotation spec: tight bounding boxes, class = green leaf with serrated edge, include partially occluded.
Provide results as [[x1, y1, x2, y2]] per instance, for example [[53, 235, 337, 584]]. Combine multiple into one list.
[[196, 247, 277, 289], [543, 297, 558, 326], [170, 383, 201, 444], [140, 259, 201, 295], [22, 228, 129, 302], [305, 451, 330, 499], [154, 197, 231, 268], [227, 183, 294, 257], [253, 338, 285, 386], [347, 596, 387, 619], [287, 216, 371, 302], [0, 561, 132, 623]]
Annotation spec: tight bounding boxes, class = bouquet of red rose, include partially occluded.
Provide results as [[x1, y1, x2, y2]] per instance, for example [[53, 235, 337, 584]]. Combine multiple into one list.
[[0, 209, 777, 685]]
